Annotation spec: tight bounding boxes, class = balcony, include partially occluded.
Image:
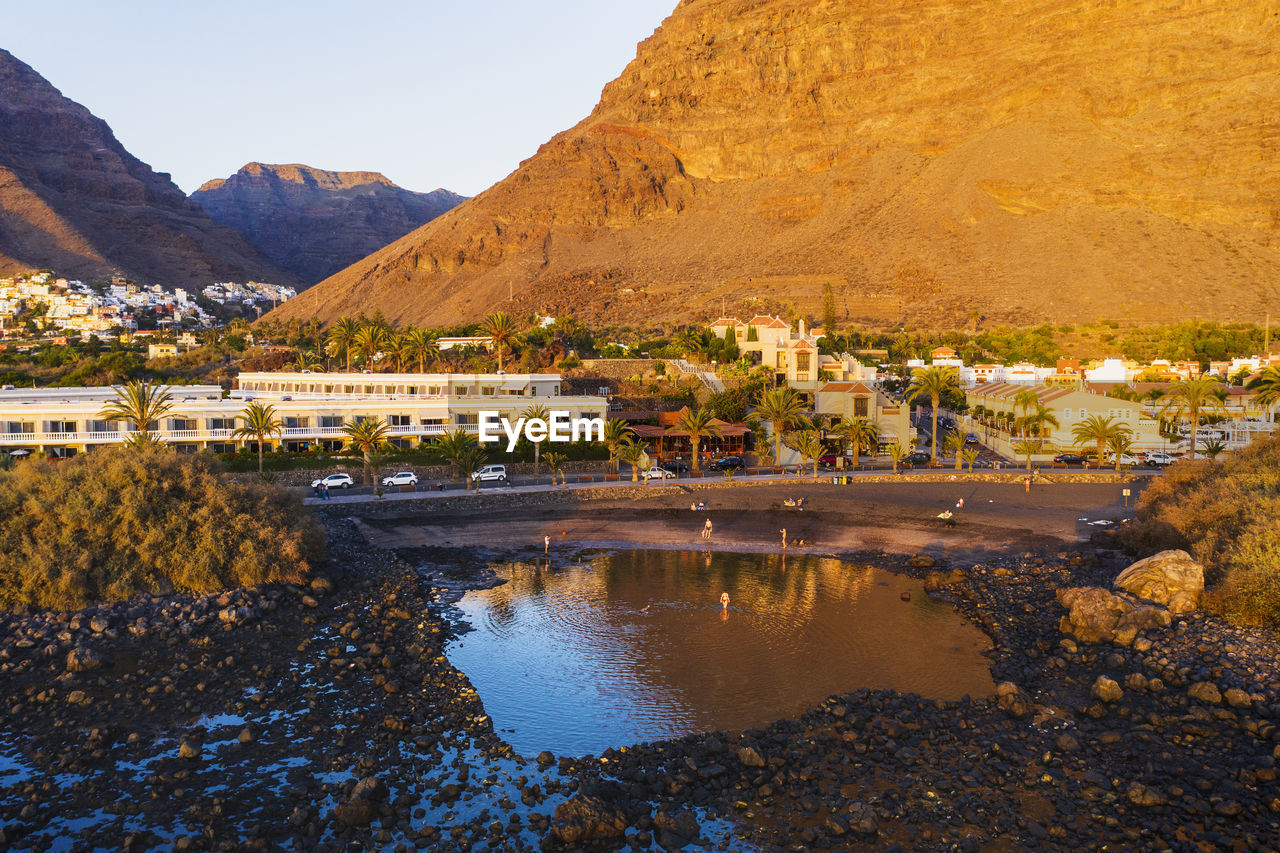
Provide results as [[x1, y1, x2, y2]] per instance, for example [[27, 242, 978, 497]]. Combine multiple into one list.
[[0, 422, 483, 448]]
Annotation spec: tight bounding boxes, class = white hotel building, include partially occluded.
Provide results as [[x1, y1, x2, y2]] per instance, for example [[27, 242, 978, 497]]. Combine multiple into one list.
[[0, 372, 606, 457]]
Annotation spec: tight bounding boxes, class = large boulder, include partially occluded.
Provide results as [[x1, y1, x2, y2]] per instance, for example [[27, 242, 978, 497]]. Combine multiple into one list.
[[550, 795, 628, 845], [1056, 586, 1171, 646], [1114, 549, 1204, 614], [65, 646, 110, 673]]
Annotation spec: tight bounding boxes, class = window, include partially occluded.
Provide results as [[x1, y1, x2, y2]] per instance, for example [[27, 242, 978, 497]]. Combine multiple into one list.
[[796, 352, 811, 372], [419, 418, 444, 426], [5, 422, 35, 434], [388, 414, 411, 426], [427, 386, 441, 395], [208, 418, 236, 430], [170, 418, 196, 431], [854, 397, 869, 417], [47, 420, 77, 433], [481, 386, 496, 395], [210, 442, 236, 454], [89, 420, 115, 433], [319, 416, 343, 429], [284, 416, 310, 429]]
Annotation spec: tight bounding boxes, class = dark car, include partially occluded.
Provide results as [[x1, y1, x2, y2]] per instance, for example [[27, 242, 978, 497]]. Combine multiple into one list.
[[659, 459, 690, 474], [1053, 453, 1087, 465], [708, 456, 744, 472], [904, 450, 932, 465]]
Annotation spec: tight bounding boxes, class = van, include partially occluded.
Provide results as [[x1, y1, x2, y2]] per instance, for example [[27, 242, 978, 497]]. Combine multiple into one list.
[[471, 464, 508, 482]]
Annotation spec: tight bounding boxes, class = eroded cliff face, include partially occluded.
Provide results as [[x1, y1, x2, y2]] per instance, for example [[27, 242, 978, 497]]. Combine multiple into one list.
[[274, 0, 1280, 329], [0, 49, 294, 286], [191, 164, 466, 285]]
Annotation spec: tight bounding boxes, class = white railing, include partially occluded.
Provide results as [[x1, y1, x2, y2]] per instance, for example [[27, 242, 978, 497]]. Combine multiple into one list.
[[0, 422, 483, 447]]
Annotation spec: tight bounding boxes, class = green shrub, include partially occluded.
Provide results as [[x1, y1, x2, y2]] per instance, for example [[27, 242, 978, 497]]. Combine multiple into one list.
[[1120, 437, 1280, 628], [0, 448, 325, 610]]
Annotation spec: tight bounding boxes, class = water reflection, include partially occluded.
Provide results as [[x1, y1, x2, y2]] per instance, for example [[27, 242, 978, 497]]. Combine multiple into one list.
[[446, 550, 994, 757]]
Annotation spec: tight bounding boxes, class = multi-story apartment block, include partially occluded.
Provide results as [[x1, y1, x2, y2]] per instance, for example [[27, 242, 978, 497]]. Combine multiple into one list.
[[0, 372, 606, 458]]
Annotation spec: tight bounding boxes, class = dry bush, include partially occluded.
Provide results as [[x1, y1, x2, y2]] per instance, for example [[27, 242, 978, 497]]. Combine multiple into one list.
[[0, 448, 325, 610], [1120, 437, 1280, 629]]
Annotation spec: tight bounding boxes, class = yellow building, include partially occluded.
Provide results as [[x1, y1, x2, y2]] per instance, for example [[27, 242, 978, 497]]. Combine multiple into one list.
[[815, 381, 912, 451], [963, 383, 1166, 457]]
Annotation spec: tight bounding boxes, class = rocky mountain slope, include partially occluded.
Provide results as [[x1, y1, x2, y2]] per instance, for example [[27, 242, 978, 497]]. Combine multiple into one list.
[[273, 0, 1280, 329], [192, 164, 464, 285], [0, 49, 295, 287]]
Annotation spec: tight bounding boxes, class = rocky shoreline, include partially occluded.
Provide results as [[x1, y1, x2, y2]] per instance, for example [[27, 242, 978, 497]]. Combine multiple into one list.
[[1, 511, 1277, 851]]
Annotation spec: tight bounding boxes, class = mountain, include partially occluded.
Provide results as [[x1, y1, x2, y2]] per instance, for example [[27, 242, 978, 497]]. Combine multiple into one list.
[[191, 163, 465, 286], [271, 0, 1280, 329], [0, 49, 295, 287]]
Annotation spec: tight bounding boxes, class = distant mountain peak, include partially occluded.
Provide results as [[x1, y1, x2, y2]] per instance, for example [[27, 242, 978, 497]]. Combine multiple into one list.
[[0, 48, 295, 286], [192, 163, 466, 285]]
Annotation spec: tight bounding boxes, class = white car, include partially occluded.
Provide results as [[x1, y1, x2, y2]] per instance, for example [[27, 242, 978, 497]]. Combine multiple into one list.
[[642, 466, 676, 481], [381, 471, 419, 487], [311, 473, 354, 490], [1145, 452, 1177, 466], [1107, 453, 1141, 467], [471, 464, 508, 482]]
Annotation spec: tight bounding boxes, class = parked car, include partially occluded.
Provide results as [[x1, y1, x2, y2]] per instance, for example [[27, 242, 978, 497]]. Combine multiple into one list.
[[964, 433, 980, 444], [471, 464, 508, 482], [904, 450, 932, 465], [659, 459, 690, 474], [381, 471, 419, 487], [818, 452, 853, 468], [1145, 452, 1177, 466], [1053, 453, 1087, 465], [311, 473, 354, 490], [1107, 453, 1141, 467], [708, 456, 744, 472], [642, 466, 676, 481]]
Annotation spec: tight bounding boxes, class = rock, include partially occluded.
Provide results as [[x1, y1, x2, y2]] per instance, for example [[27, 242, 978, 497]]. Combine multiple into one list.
[[536, 750, 555, 766], [1092, 676, 1124, 703], [923, 568, 967, 591], [1114, 549, 1204, 614], [1223, 688, 1252, 709], [1126, 783, 1167, 806], [908, 554, 937, 569], [1055, 733, 1081, 752], [996, 682, 1034, 718], [1188, 682, 1222, 704], [737, 746, 766, 767], [309, 575, 334, 595], [300, 595, 319, 609], [89, 615, 110, 633], [333, 798, 378, 826], [550, 795, 628, 844], [351, 776, 388, 802], [238, 727, 254, 743], [65, 646, 109, 673], [1056, 586, 1171, 646], [178, 740, 201, 760], [66, 690, 86, 704], [217, 606, 252, 625], [846, 802, 878, 834]]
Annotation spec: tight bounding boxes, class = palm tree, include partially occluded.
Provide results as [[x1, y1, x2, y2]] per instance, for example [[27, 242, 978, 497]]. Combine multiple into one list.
[[1071, 415, 1133, 466], [1013, 438, 1046, 471], [351, 325, 388, 369], [887, 442, 908, 474], [832, 416, 880, 467], [327, 317, 360, 371], [521, 403, 551, 475], [341, 418, 391, 486], [943, 431, 966, 471], [1246, 366, 1280, 422], [1012, 388, 1040, 436], [962, 447, 980, 472], [483, 312, 518, 372], [390, 333, 415, 372], [1160, 375, 1226, 460], [454, 444, 488, 492], [672, 406, 721, 473], [436, 429, 480, 482], [906, 366, 960, 464], [1199, 438, 1227, 460], [543, 451, 568, 489], [791, 429, 825, 479], [234, 401, 284, 474], [751, 386, 808, 466], [1107, 433, 1135, 470], [614, 436, 647, 482], [99, 380, 174, 447], [602, 418, 632, 475], [403, 328, 439, 373], [290, 349, 321, 372], [1017, 401, 1059, 441]]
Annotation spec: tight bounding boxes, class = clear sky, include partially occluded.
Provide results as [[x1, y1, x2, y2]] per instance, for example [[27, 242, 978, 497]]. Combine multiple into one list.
[[1, 0, 676, 196]]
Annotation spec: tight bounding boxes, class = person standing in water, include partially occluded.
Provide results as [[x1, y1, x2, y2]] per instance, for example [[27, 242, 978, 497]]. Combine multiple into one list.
[[780, 528, 788, 549], [720, 592, 730, 609], [703, 518, 713, 540], [544, 535, 551, 554]]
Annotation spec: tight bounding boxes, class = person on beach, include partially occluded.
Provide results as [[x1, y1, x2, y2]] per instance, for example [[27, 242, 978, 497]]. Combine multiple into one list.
[[544, 535, 550, 554], [956, 498, 964, 509], [703, 518, 713, 539], [780, 528, 787, 549], [1024, 477, 1031, 493], [938, 509, 955, 528]]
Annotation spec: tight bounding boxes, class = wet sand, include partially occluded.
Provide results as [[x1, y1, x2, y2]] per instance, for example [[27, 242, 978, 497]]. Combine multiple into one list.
[[358, 480, 1137, 560]]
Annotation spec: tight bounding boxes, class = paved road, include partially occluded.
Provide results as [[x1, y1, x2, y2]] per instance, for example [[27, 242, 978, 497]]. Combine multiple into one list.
[[303, 462, 1158, 507]]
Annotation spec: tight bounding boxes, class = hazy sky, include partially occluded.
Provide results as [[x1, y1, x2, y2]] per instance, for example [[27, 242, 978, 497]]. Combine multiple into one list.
[[1, 0, 676, 196]]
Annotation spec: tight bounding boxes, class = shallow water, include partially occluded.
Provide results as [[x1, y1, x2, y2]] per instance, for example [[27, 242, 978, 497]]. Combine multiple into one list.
[[446, 549, 995, 757]]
